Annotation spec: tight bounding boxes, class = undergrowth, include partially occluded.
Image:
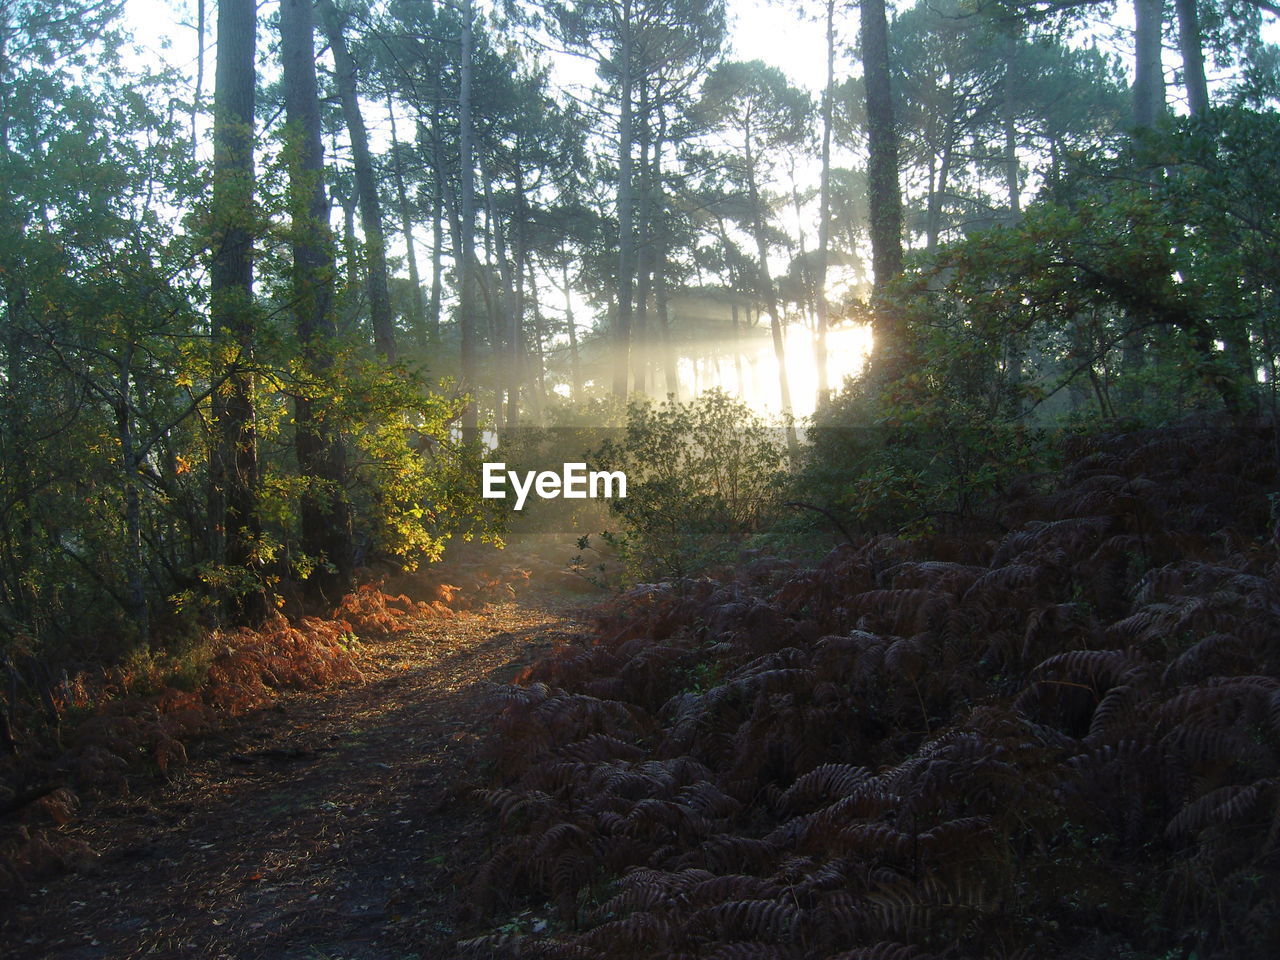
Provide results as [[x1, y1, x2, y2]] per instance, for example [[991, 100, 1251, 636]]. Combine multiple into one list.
[[462, 415, 1280, 959], [0, 579, 462, 895]]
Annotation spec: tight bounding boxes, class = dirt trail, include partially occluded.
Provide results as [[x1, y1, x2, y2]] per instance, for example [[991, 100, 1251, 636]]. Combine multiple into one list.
[[0, 591, 590, 960]]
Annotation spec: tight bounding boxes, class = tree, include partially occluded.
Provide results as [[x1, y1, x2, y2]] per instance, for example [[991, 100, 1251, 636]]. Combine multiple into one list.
[[210, 0, 266, 625], [700, 60, 810, 453], [545, 0, 726, 400], [1133, 0, 1166, 128], [815, 0, 838, 409], [317, 0, 397, 362], [860, 0, 907, 379], [280, 0, 354, 605]]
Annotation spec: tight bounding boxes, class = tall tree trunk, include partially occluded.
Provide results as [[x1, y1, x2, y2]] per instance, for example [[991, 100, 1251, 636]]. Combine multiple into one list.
[[1003, 46, 1022, 224], [563, 258, 582, 399], [926, 135, 952, 252], [339, 181, 359, 309], [211, 0, 265, 625], [1175, 0, 1210, 117], [426, 119, 444, 344], [482, 168, 519, 429], [526, 258, 546, 423], [632, 79, 652, 396], [652, 119, 679, 401], [457, 0, 478, 440], [509, 163, 531, 428], [815, 0, 835, 412], [280, 0, 353, 606], [386, 92, 427, 347], [860, 0, 906, 376], [788, 167, 826, 404], [115, 354, 148, 639], [193, 0, 205, 157], [318, 0, 396, 362], [0, 29, 35, 621], [731, 300, 745, 396], [613, 0, 635, 399], [1133, 0, 1166, 129], [745, 124, 798, 457]]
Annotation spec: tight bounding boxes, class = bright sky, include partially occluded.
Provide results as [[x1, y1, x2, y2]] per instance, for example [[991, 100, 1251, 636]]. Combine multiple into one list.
[[120, 0, 833, 95]]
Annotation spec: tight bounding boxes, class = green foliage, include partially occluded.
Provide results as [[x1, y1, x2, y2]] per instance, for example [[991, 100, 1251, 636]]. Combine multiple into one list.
[[592, 390, 787, 578], [804, 372, 1045, 540], [799, 107, 1280, 543]]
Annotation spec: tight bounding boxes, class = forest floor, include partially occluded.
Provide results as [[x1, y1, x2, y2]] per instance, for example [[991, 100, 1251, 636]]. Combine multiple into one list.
[[0, 588, 595, 960]]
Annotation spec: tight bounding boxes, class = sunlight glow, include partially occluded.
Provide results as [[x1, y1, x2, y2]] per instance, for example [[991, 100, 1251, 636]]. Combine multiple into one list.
[[678, 320, 873, 419]]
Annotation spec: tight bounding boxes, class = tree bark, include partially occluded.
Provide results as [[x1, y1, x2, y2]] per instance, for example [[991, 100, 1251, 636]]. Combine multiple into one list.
[[457, 0, 478, 441], [860, 0, 906, 376], [426, 119, 444, 344], [1133, 0, 1166, 129], [613, 0, 635, 399], [280, 0, 353, 605], [318, 0, 397, 362], [386, 92, 427, 347], [563, 259, 583, 399], [482, 167, 519, 429], [115, 355, 148, 639], [744, 119, 798, 457], [652, 118, 680, 401], [211, 0, 266, 625], [814, 0, 835, 411], [632, 79, 652, 396], [1175, 0, 1210, 117], [926, 135, 952, 252], [1003, 46, 1022, 224]]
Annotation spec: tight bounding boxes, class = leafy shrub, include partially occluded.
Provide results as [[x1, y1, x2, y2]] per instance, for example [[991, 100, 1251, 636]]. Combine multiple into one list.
[[590, 390, 788, 579]]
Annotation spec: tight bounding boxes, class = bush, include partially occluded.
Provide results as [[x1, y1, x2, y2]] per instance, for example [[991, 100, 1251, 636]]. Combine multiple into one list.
[[590, 390, 788, 579]]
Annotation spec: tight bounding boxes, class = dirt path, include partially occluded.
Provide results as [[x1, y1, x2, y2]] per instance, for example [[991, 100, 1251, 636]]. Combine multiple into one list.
[[0, 591, 591, 960]]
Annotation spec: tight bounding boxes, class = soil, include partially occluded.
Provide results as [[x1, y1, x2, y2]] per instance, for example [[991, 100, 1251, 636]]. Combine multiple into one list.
[[0, 589, 593, 960]]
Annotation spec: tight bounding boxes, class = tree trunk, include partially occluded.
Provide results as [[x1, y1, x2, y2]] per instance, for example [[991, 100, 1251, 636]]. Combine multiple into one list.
[[652, 120, 679, 401], [318, 0, 397, 362], [1175, 0, 1210, 117], [815, 0, 835, 412], [861, 0, 903, 288], [339, 182, 359, 308], [115, 356, 148, 639], [193, 0, 205, 157], [926, 135, 952, 252], [860, 0, 906, 376], [280, 0, 353, 606], [1003, 46, 1022, 224], [1133, 0, 1166, 129], [457, 0, 478, 441], [731, 300, 745, 396], [745, 123, 798, 457], [632, 79, 652, 396], [510, 163, 530, 427], [613, 0, 635, 399], [788, 169, 826, 404], [211, 0, 266, 625], [387, 92, 427, 347], [563, 259, 583, 399], [526, 258, 546, 423], [482, 167, 519, 429], [427, 120, 444, 344]]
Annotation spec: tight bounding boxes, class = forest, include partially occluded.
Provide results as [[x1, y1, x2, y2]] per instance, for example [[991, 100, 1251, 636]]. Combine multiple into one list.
[[2, 0, 1280, 957]]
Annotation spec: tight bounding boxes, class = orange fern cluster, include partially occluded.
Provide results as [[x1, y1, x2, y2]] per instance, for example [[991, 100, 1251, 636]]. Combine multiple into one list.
[[332, 582, 453, 639], [202, 613, 365, 713], [465, 418, 1280, 959], [1, 612, 367, 895]]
